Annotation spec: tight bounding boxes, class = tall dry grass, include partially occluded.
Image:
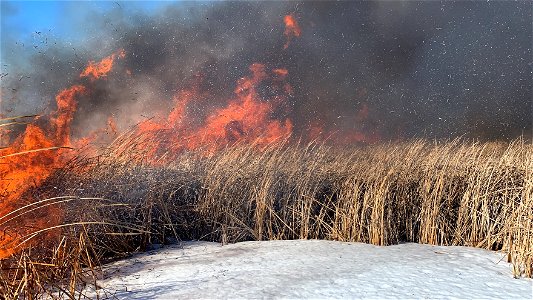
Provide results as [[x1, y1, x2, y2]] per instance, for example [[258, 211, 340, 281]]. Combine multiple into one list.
[[1, 133, 532, 298], [193, 139, 531, 276]]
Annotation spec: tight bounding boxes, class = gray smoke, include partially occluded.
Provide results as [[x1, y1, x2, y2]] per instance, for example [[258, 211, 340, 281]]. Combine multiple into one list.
[[1, 1, 531, 141]]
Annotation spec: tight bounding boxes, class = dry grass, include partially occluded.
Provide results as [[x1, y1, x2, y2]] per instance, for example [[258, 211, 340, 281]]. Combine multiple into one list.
[[1, 134, 532, 298]]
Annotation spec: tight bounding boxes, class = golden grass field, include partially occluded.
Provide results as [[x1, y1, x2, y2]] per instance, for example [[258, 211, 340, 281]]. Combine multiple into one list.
[[1, 134, 532, 299]]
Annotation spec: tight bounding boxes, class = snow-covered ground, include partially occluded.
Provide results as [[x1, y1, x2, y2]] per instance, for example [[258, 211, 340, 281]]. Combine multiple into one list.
[[90, 240, 532, 299]]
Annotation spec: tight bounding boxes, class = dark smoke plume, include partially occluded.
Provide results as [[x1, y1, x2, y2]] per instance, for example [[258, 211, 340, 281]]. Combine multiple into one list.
[[1, 1, 531, 141]]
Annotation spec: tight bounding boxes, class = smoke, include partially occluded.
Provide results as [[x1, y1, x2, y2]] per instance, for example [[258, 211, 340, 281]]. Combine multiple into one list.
[[1, 1, 531, 141]]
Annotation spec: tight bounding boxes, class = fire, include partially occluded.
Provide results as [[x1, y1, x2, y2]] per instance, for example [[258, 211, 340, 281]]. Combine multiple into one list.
[[136, 63, 293, 156], [0, 125, 69, 258], [52, 85, 87, 146], [107, 117, 118, 136], [283, 14, 301, 49], [302, 103, 378, 144], [189, 64, 292, 148], [80, 49, 125, 80], [0, 51, 117, 258], [1, 47, 298, 258], [1, 40, 377, 258]]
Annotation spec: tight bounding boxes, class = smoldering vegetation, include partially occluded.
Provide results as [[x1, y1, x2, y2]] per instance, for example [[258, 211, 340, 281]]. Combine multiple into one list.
[[1, 137, 531, 298], [2, 1, 531, 141]]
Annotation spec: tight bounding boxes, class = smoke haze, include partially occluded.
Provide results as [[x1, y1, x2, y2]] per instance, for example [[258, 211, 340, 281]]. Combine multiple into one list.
[[1, 1, 531, 141]]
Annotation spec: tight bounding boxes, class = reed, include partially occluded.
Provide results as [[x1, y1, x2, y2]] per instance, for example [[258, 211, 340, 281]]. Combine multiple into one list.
[[1, 135, 531, 298]]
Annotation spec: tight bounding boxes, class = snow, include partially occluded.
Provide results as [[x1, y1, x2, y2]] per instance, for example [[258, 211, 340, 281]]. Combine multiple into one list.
[[90, 240, 532, 299]]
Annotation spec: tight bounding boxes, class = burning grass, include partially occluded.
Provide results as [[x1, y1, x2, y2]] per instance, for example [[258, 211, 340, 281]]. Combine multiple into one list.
[[0, 136, 532, 298]]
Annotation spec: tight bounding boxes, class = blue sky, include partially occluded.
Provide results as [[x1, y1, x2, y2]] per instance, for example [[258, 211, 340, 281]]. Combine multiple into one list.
[[0, 1, 176, 66], [1, 1, 171, 40]]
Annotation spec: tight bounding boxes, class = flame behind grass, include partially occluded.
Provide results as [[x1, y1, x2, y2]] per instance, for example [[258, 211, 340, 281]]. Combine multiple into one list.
[[0, 135, 532, 298]]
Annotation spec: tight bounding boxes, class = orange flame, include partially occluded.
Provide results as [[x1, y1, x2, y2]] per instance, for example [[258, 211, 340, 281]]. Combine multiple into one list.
[[80, 49, 125, 80], [283, 14, 301, 49], [0, 87, 85, 258], [0, 125, 58, 257], [136, 63, 293, 157], [51, 85, 87, 146], [107, 117, 118, 136], [1, 45, 378, 258], [0, 50, 122, 259]]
